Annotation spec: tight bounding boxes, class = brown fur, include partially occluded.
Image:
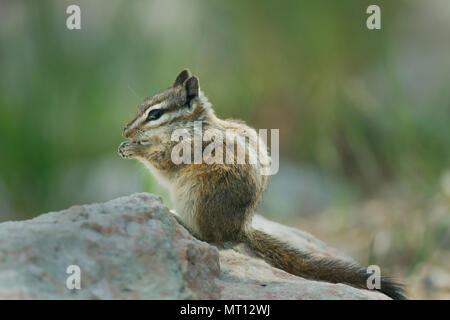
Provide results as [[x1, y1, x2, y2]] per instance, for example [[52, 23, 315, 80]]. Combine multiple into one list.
[[118, 69, 406, 300]]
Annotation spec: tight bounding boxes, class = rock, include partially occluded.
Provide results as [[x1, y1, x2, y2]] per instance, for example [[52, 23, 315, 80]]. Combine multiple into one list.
[[0, 193, 219, 299], [0, 193, 388, 299]]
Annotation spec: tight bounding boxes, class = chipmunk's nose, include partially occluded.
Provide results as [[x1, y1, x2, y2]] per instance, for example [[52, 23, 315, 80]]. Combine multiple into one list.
[[123, 125, 130, 138]]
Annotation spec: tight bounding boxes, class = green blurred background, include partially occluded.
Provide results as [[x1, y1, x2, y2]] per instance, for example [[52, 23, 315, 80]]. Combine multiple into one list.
[[0, 0, 449, 298]]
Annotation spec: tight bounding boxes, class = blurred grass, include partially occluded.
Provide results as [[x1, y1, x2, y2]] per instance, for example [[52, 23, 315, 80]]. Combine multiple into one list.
[[0, 0, 449, 298], [1, 0, 448, 216]]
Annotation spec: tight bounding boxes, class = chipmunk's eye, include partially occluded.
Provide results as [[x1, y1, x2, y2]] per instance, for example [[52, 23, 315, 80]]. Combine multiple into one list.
[[147, 109, 164, 121]]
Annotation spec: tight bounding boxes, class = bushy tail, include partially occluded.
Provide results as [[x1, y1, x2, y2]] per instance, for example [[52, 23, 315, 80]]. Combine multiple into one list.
[[241, 228, 406, 300]]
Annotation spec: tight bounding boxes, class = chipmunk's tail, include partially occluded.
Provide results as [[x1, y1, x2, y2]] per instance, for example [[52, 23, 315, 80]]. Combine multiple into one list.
[[241, 228, 407, 300]]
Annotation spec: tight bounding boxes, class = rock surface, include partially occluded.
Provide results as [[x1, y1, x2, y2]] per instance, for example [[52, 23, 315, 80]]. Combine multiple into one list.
[[0, 193, 388, 299]]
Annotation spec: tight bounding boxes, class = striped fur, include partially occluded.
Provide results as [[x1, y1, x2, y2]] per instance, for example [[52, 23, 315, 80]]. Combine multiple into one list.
[[118, 69, 407, 300]]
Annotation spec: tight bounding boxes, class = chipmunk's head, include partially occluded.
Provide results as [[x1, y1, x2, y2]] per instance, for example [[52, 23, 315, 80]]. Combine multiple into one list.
[[122, 69, 211, 143]]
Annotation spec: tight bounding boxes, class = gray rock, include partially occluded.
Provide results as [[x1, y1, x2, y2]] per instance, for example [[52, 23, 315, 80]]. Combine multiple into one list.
[[0, 193, 388, 299]]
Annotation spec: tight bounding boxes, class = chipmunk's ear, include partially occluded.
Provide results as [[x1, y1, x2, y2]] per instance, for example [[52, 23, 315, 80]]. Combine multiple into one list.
[[173, 69, 191, 87], [185, 76, 199, 102]]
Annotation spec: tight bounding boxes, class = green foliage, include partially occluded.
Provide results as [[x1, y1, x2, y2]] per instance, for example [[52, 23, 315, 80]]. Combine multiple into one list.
[[0, 0, 449, 219]]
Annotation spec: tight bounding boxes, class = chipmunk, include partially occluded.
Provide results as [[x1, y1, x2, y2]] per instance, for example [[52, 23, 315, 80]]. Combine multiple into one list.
[[118, 69, 406, 300]]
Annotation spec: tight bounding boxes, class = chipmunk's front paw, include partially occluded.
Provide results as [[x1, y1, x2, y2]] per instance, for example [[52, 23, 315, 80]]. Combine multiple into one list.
[[118, 141, 139, 159]]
